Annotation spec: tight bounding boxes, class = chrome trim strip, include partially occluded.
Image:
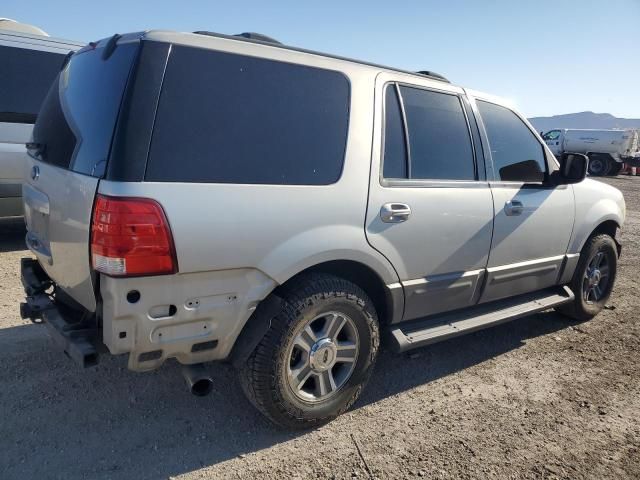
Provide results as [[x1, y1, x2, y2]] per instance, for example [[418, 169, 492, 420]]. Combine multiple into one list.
[[381, 179, 490, 189], [402, 268, 484, 287], [486, 255, 565, 273]]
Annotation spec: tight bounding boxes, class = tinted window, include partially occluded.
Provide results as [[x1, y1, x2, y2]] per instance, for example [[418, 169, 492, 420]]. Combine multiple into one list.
[[32, 43, 138, 175], [383, 85, 407, 179], [542, 129, 561, 141], [146, 46, 350, 185], [399, 86, 475, 180], [0, 45, 66, 123], [477, 101, 546, 182]]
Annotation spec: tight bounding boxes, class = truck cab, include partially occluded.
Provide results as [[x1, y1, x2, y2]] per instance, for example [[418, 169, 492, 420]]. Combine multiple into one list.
[[542, 129, 564, 156]]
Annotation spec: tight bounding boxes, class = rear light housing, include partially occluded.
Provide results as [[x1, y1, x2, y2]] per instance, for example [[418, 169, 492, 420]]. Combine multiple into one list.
[[90, 195, 178, 277]]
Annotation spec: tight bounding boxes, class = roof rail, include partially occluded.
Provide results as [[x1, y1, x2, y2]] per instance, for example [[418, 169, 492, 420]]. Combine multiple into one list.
[[190, 30, 450, 84], [194, 31, 282, 45], [416, 71, 450, 83]]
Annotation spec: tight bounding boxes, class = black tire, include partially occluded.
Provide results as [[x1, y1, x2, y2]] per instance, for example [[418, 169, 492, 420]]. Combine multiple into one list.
[[608, 162, 623, 176], [587, 154, 612, 176], [238, 273, 380, 429], [557, 234, 617, 321]]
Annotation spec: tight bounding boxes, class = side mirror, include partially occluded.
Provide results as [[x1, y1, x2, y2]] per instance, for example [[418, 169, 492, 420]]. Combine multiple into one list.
[[499, 159, 544, 183], [555, 152, 588, 184]]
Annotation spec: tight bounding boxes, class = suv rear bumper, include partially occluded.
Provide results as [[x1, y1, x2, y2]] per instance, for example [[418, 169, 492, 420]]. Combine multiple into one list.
[[21, 257, 278, 372], [100, 269, 276, 372], [20, 258, 100, 368]]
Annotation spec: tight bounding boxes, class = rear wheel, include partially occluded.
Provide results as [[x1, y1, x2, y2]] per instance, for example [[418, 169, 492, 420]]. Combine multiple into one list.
[[608, 162, 623, 176], [238, 273, 380, 429], [557, 234, 617, 321], [587, 154, 612, 176]]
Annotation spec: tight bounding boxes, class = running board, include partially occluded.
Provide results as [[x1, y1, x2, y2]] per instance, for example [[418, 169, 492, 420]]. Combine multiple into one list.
[[390, 286, 574, 353]]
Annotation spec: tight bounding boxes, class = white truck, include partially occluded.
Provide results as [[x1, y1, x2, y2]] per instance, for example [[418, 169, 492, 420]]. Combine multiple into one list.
[[542, 129, 640, 176]]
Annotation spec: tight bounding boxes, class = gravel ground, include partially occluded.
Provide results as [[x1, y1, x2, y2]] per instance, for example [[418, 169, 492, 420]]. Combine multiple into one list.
[[0, 176, 639, 480]]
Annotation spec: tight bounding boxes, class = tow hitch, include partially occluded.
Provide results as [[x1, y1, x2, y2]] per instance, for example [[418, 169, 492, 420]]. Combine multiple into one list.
[[20, 258, 100, 368]]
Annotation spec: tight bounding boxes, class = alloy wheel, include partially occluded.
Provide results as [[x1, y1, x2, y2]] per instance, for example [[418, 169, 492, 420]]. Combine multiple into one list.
[[286, 311, 359, 402]]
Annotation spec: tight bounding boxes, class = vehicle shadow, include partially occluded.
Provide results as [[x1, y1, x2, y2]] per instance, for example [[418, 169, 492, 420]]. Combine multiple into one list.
[[0, 217, 26, 253], [0, 309, 575, 480]]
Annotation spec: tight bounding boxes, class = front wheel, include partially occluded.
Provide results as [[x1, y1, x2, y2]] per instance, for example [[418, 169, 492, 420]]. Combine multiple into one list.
[[557, 234, 618, 321], [238, 273, 380, 429], [587, 154, 612, 176]]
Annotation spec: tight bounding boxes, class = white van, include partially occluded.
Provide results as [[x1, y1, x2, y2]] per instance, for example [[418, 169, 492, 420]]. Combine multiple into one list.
[[0, 25, 82, 217]]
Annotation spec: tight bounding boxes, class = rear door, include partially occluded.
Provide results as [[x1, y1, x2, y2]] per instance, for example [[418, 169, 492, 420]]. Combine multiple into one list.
[[473, 98, 574, 303], [23, 38, 139, 311], [365, 74, 494, 321]]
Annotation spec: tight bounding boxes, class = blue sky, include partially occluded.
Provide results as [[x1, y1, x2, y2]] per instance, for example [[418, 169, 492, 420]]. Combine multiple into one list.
[[4, 0, 640, 118]]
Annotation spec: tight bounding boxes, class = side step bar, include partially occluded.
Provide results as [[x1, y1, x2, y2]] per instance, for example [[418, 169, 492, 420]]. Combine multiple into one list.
[[390, 286, 574, 353]]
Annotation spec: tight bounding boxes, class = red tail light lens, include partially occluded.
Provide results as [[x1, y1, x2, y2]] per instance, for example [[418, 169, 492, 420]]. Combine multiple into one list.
[[91, 195, 177, 277]]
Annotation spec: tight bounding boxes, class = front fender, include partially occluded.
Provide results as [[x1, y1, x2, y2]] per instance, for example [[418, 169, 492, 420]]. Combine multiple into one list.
[[568, 180, 625, 253]]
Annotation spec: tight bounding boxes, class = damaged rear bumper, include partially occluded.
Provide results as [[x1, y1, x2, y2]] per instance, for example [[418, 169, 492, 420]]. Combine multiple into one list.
[[20, 257, 100, 368]]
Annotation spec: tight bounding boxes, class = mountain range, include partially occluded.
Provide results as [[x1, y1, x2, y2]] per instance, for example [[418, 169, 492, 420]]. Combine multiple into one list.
[[528, 112, 640, 133]]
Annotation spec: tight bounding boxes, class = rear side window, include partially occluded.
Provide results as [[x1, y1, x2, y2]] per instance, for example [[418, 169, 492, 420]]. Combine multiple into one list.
[[0, 45, 67, 123], [32, 42, 138, 176], [477, 101, 546, 182], [146, 46, 350, 185], [382, 85, 408, 179], [382, 84, 476, 181], [400, 86, 475, 180]]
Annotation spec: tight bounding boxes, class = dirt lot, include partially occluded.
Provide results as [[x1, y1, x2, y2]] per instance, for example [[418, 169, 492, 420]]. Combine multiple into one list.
[[1, 176, 639, 480]]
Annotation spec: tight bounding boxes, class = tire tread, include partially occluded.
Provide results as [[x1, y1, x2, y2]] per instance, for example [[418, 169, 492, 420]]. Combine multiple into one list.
[[238, 273, 379, 429]]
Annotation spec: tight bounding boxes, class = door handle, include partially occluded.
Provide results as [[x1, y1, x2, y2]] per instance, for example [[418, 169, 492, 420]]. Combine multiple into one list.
[[504, 200, 524, 216], [380, 203, 411, 223]]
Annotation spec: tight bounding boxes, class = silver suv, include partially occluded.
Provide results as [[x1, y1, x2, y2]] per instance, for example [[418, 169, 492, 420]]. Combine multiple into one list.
[[20, 31, 625, 429], [0, 26, 82, 217]]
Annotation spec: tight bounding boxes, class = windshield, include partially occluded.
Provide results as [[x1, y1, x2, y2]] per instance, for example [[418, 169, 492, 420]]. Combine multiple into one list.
[[542, 130, 561, 141]]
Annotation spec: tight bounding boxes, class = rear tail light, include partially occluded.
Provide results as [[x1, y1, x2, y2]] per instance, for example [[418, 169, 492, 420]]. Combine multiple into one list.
[[90, 195, 177, 277]]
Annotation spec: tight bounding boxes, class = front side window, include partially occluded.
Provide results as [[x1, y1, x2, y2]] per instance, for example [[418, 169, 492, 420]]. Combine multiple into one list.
[[382, 84, 476, 181], [146, 46, 350, 185], [477, 100, 546, 183]]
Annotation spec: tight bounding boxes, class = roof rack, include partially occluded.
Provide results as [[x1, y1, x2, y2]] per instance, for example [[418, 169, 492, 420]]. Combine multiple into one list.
[[194, 31, 282, 45], [191, 30, 450, 84], [416, 70, 450, 83]]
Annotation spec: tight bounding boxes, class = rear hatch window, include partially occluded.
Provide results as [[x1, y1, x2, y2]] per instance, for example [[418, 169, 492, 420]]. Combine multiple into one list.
[[31, 41, 138, 177]]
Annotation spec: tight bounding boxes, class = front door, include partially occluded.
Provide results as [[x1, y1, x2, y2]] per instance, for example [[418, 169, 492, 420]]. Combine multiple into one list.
[[365, 75, 494, 322], [473, 99, 574, 303]]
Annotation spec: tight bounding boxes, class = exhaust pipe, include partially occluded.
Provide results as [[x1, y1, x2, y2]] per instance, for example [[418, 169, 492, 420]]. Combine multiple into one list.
[[181, 363, 213, 396]]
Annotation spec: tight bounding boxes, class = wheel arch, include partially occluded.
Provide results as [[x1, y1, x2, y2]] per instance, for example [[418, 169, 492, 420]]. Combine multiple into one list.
[[229, 258, 402, 367], [586, 219, 621, 255], [570, 218, 621, 260]]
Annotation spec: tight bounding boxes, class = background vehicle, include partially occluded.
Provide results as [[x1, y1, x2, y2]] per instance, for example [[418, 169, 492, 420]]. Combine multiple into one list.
[[20, 31, 625, 429], [542, 128, 640, 176], [0, 20, 82, 217]]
